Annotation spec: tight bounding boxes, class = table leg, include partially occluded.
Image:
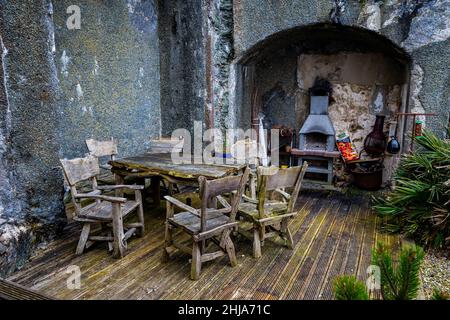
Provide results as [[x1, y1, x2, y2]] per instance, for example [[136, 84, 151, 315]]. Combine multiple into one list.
[[151, 176, 161, 207], [115, 174, 125, 197]]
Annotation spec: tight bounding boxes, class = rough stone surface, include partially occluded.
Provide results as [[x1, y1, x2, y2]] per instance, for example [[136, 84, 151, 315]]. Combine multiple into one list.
[[158, 0, 206, 136], [0, 0, 449, 277], [233, 0, 334, 56], [411, 38, 450, 138], [409, 63, 426, 119], [0, 32, 16, 221], [357, 1, 382, 31], [0, 222, 34, 277], [210, 0, 234, 131], [401, 0, 450, 52], [54, 0, 161, 158], [232, 0, 449, 138], [0, 0, 161, 276], [0, 0, 64, 227]]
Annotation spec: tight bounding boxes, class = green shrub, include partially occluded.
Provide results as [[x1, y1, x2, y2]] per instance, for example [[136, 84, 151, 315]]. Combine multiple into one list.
[[373, 129, 450, 248], [333, 275, 369, 300], [371, 242, 424, 300], [431, 289, 449, 300]]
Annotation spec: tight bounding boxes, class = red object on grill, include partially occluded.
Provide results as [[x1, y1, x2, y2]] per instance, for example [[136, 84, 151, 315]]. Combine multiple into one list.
[[336, 132, 359, 161]]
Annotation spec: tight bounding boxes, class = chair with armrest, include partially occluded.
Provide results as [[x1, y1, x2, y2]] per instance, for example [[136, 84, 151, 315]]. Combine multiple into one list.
[[60, 154, 145, 258], [162, 167, 250, 280], [237, 163, 308, 258]]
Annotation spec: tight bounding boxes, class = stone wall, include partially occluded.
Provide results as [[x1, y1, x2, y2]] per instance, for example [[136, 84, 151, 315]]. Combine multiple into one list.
[[0, 0, 161, 277], [54, 0, 161, 159], [297, 52, 405, 152], [0, 0, 449, 276], [0, 0, 65, 277], [158, 0, 207, 136], [232, 0, 450, 138]]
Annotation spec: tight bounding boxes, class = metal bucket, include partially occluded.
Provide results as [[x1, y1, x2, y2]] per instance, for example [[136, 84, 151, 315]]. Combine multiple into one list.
[[350, 168, 383, 191]]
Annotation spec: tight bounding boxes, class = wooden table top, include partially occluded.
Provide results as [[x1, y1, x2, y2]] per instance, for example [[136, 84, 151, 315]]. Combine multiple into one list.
[[109, 152, 246, 180]]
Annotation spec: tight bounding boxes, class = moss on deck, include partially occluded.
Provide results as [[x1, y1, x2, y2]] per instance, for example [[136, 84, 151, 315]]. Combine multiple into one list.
[[7, 190, 399, 300]]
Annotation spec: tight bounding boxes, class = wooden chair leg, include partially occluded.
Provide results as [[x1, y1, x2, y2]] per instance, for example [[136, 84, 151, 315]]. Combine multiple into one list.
[[224, 232, 237, 267], [281, 218, 294, 249], [249, 174, 257, 199], [107, 230, 113, 252], [253, 226, 262, 259], [76, 223, 91, 255], [150, 176, 161, 207], [168, 182, 174, 196], [191, 241, 202, 280], [260, 225, 266, 247], [286, 227, 294, 249], [112, 203, 126, 259], [162, 223, 173, 263], [135, 190, 145, 236]]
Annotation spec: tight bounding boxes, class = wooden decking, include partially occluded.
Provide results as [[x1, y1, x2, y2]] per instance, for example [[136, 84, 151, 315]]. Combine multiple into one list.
[[8, 190, 399, 300]]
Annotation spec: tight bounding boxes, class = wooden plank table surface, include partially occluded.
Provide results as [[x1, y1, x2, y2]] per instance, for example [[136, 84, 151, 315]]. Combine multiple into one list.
[[109, 152, 246, 206], [109, 152, 245, 180]]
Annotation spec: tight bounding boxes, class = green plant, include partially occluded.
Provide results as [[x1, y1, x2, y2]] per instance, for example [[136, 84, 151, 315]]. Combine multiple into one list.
[[371, 242, 424, 300], [373, 129, 450, 248], [431, 289, 449, 300], [333, 275, 369, 300]]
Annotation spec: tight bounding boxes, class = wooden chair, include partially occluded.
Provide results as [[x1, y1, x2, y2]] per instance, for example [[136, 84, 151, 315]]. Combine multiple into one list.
[[237, 163, 308, 258], [149, 137, 194, 197], [231, 138, 260, 199], [60, 155, 145, 258], [85, 138, 118, 170], [163, 167, 250, 280]]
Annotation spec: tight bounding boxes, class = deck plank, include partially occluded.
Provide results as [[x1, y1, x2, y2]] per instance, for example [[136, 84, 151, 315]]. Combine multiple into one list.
[[7, 190, 397, 300]]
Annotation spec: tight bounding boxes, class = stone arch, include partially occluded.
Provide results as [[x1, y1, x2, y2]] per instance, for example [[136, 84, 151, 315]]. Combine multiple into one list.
[[230, 23, 412, 156], [235, 23, 410, 65]]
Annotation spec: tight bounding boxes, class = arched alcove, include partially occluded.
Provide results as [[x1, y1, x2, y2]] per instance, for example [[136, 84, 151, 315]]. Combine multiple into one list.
[[231, 23, 411, 183]]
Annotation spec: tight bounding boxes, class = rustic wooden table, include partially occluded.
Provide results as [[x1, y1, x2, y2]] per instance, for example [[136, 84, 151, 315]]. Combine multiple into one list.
[[109, 152, 246, 206]]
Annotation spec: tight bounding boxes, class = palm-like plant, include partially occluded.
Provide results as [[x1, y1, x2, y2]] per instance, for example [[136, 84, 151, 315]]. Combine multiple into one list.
[[373, 129, 450, 248]]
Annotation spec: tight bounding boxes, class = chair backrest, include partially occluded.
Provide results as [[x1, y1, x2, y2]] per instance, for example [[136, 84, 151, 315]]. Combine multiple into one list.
[[230, 139, 259, 166], [149, 137, 184, 154], [85, 138, 118, 160], [60, 155, 101, 218], [60, 155, 100, 186], [256, 163, 308, 216], [198, 167, 250, 232]]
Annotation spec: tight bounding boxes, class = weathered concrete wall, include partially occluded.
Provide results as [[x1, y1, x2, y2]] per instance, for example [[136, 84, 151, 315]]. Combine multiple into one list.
[[0, 0, 65, 276], [0, 0, 161, 277], [233, 0, 450, 137], [0, 0, 448, 277], [54, 0, 161, 158], [158, 0, 207, 135], [233, 0, 334, 56]]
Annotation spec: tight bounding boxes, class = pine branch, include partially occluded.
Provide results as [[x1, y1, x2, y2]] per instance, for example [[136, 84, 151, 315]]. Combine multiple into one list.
[[396, 245, 424, 300]]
